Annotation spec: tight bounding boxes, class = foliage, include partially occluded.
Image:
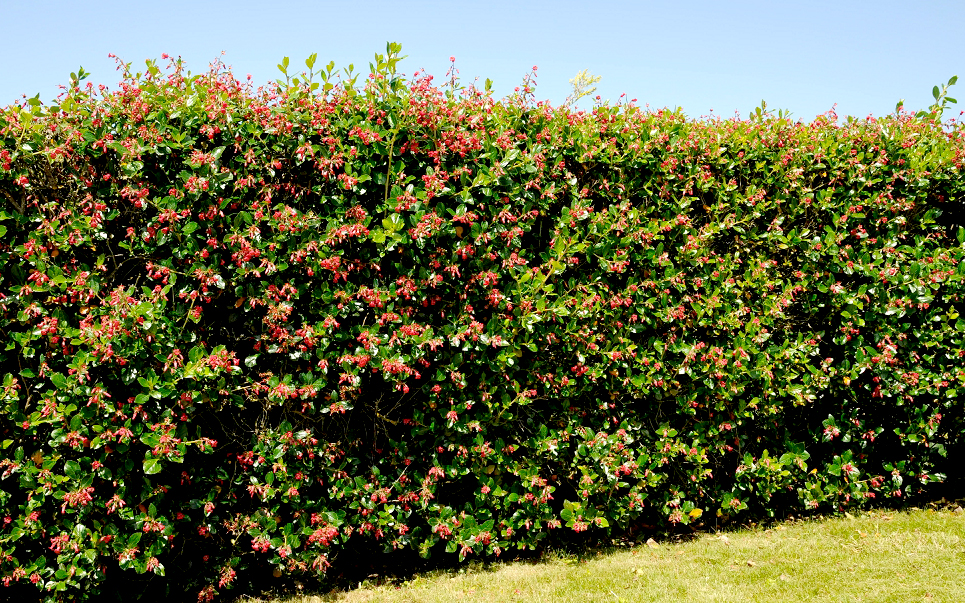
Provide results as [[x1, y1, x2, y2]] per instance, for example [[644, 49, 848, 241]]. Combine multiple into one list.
[[0, 44, 963, 601]]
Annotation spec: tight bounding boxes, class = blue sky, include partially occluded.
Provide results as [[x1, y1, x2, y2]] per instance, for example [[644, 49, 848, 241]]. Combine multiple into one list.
[[3, 0, 963, 121]]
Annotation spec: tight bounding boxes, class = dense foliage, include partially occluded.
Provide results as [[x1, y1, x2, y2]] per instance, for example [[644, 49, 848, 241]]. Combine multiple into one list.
[[1, 47, 963, 600]]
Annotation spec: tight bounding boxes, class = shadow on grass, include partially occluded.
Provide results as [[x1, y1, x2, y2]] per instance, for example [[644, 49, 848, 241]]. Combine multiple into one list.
[[231, 494, 965, 603]]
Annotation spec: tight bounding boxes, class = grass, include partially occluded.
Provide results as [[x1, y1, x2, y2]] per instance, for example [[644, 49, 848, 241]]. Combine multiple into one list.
[[242, 504, 965, 603]]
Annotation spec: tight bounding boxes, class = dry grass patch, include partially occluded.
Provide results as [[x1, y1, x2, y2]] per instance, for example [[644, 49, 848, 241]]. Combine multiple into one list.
[[247, 507, 965, 603]]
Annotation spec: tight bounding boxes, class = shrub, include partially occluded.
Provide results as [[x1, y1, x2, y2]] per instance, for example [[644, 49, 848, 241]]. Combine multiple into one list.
[[0, 46, 963, 600]]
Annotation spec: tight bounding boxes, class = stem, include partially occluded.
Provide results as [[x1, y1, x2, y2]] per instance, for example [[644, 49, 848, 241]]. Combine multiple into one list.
[[383, 129, 398, 206]]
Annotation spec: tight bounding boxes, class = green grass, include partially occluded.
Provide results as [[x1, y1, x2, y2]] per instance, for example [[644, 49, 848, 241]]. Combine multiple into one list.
[[243, 505, 965, 603]]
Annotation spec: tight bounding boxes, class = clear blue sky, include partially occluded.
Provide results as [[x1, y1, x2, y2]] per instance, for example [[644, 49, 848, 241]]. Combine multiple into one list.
[[3, 0, 963, 121]]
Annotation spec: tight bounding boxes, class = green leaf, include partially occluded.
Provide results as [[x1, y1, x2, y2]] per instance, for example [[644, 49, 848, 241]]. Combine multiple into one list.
[[933, 85, 941, 100], [500, 149, 520, 167], [553, 236, 567, 256], [382, 213, 404, 232], [50, 373, 67, 389], [64, 460, 81, 479], [143, 457, 162, 475]]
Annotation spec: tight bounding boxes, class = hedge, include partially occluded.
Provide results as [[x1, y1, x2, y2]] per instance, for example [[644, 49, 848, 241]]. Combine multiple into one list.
[[1, 46, 963, 600]]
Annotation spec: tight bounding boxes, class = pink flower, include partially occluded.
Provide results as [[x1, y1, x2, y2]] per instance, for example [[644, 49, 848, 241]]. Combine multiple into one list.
[[61, 486, 95, 512]]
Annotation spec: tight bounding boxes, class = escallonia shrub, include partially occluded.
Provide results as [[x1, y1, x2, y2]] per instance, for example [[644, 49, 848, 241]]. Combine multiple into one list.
[[0, 45, 963, 600]]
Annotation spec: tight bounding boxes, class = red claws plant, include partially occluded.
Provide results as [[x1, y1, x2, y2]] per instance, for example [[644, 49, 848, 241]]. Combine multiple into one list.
[[0, 44, 964, 601]]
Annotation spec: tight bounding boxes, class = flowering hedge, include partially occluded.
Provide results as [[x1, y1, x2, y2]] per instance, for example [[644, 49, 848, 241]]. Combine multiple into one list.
[[1, 47, 963, 600]]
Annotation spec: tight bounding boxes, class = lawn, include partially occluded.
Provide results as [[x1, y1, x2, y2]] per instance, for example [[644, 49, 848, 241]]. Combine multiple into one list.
[[238, 503, 965, 603]]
